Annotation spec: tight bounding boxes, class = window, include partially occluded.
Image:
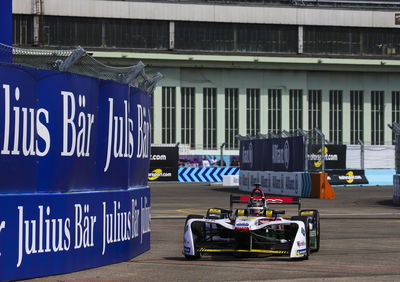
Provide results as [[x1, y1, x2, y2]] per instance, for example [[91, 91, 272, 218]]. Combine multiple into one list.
[[304, 26, 400, 57], [329, 90, 343, 144], [181, 87, 195, 148], [308, 90, 322, 130], [268, 89, 282, 134], [225, 88, 239, 149], [203, 88, 217, 149], [289, 89, 303, 133], [246, 88, 260, 136], [371, 91, 384, 145], [175, 22, 297, 53], [392, 91, 400, 144], [162, 87, 176, 144], [350, 91, 364, 144], [43, 16, 102, 47], [104, 18, 168, 49], [304, 26, 361, 55], [13, 14, 34, 46], [39, 16, 169, 49]]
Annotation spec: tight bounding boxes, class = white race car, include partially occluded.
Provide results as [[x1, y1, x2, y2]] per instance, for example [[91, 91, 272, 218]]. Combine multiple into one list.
[[183, 185, 320, 260]]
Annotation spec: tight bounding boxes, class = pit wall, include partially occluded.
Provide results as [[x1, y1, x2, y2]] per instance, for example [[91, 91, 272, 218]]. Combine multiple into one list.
[[0, 63, 151, 281]]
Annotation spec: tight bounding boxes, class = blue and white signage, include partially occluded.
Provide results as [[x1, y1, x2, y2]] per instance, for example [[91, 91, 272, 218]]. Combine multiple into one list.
[[0, 63, 152, 280], [240, 136, 304, 172], [0, 188, 151, 281], [0, 64, 151, 192]]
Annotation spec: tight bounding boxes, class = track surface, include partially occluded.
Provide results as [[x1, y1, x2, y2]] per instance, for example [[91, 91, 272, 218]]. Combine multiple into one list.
[[28, 183, 400, 282]]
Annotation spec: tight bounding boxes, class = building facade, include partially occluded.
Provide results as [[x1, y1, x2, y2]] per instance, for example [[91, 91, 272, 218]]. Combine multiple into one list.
[[11, 0, 400, 155]]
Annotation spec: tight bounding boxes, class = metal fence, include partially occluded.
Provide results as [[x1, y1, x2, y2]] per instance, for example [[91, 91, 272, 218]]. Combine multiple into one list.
[[0, 43, 162, 94]]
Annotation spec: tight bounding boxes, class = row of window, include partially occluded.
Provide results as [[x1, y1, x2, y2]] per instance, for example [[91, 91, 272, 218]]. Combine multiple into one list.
[[159, 87, 399, 149], [13, 15, 400, 57]]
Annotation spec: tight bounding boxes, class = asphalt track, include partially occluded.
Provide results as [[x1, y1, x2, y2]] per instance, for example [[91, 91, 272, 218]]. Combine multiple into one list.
[[27, 183, 400, 282]]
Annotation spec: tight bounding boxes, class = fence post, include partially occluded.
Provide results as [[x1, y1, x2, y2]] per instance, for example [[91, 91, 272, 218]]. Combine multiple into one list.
[[357, 139, 364, 170]]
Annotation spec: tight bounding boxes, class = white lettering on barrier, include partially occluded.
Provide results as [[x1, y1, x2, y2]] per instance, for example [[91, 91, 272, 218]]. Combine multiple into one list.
[[1, 84, 150, 172], [136, 105, 150, 159], [104, 99, 150, 172], [61, 91, 94, 158], [17, 206, 72, 268], [101, 199, 140, 255], [1, 84, 51, 157], [9, 196, 150, 268]]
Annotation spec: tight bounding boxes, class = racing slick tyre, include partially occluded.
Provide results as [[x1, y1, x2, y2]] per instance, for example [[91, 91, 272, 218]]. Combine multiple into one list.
[[300, 209, 320, 252], [290, 216, 310, 260], [184, 215, 203, 260]]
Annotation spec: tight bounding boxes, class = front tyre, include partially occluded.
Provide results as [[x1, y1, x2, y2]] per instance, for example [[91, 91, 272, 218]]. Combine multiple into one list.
[[184, 215, 204, 260]]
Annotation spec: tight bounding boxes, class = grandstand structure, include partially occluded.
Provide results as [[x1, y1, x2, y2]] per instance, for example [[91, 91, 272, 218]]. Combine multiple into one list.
[[11, 0, 400, 156]]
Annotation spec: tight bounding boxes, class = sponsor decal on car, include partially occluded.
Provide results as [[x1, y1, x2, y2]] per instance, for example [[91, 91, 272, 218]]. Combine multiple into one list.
[[297, 241, 306, 247], [301, 211, 314, 216], [205, 219, 216, 223], [296, 249, 307, 255], [301, 227, 306, 236], [184, 246, 191, 253], [208, 209, 221, 214]]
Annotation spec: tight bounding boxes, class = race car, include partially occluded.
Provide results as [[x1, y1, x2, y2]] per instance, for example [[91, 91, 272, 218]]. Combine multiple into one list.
[[183, 185, 320, 260]]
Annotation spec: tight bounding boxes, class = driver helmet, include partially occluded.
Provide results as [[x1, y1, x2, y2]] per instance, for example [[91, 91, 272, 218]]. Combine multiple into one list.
[[247, 199, 264, 216]]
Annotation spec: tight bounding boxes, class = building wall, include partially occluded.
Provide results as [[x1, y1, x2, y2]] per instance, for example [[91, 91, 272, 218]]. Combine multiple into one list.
[[151, 64, 400, 154], [9, 0, 400, 158], [13, 0, 400, 28]]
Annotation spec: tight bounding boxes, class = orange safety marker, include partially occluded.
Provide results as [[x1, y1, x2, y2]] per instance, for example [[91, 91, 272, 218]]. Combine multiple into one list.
[[311, 172, 336, 199]]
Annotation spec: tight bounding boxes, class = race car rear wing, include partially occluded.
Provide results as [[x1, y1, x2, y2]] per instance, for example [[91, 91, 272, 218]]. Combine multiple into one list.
[[230, 195, 302, 214]]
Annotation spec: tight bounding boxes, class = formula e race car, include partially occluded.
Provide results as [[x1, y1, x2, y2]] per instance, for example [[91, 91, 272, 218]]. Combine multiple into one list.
[[183, 185, 320, 260]]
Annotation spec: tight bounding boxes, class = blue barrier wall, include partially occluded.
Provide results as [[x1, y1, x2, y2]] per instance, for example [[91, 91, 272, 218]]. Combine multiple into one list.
[[0, 63, 151, 280], [0, 0, 12, 63], [0, 188, 150, 281], [0, 64, 151, 193]]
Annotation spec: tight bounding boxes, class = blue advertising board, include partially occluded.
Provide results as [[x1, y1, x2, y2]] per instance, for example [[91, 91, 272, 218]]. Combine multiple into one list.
[[0, 188, 150, 281], [0, 0, 12, 63], [240, 136, 304, 172], [0, 63, 151, 193], [0, 63, 152, 280]]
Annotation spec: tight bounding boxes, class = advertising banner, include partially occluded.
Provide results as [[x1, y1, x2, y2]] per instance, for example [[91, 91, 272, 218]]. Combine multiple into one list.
[[327, 169, 368, 185], [308, 145, 347, 171], [149, 146, 178, 181], [0, 188, 151, 281], [240, 136, 304, 172], [0, 0, 12, 63], [0, 63, 151, 193]]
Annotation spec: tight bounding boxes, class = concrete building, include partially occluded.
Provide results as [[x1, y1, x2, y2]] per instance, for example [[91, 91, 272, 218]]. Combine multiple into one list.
[[11, 0, 400, 156]]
